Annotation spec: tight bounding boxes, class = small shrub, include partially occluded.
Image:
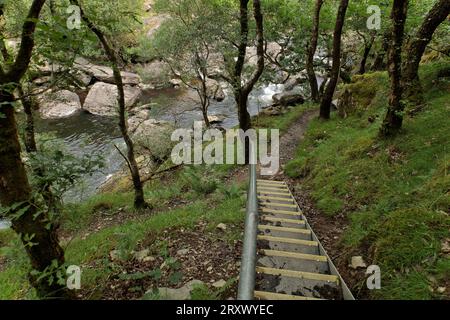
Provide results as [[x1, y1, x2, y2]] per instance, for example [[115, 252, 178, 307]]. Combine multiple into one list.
[[182, 167, 218, 195]]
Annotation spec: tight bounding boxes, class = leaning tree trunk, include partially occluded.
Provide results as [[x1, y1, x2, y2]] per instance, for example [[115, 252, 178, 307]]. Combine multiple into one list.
[[380, 0, 409, 137], [1, 29, 58, 213], [319, 0, 349, 120], [72, 0, 149, 209], [306, 0, 324, 102], [0, 38, 38, 153], [403, 0, 450, 103], [0, 0, 71, 299], [358, 33, 375, 75], [0, 93, 70, 299]]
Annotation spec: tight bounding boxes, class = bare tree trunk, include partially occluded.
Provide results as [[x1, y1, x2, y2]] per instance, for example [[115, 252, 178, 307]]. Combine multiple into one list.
[[403, 0, 450, 103], [0, 0, 71, 299], [18, 86, 38, 152], [0, 37, 38, 153], [306, 0, 324, 102], [380, 0, 409, 137], [72, 0, 149, 209], [371, 31, 389, 71], [319, 0, 349, 120], [229, 0, 264, 162], [358, 33, 375, 75]]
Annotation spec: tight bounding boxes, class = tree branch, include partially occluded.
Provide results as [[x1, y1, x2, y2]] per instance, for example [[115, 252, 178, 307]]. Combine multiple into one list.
[[4, 0, 47, 84]]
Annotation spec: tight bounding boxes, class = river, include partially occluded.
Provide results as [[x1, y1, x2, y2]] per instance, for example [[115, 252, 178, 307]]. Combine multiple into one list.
[[0, 83, 290, 230]]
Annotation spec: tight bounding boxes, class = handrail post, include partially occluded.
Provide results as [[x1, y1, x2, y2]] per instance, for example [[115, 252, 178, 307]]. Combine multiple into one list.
[[237, 142, 259, 300]]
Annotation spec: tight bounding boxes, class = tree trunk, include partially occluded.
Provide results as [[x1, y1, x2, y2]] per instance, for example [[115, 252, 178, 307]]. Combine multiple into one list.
[[0, 92, 70, 299], [319, 0, 349, 120], [230, 0, 264, 162], [0, 0, 71, 299], [306, 0, 324, 102], [72, 0, 149, 209], [358, 34, 375, 75], [235, 91, 252, 132], [371, 31, 389, 71], [403, 0, 450, 103], [235, 90, 252, 164], [380, 0, 409, 137], [18, 85, 38, 153]]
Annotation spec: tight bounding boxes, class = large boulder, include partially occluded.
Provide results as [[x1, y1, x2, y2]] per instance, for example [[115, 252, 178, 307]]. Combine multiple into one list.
[[83, 82, 142, 116], [74, 57, 141, 85], [206, 78, 225, 102], [38, 90, 82, 119], [246, 42, 282, 67], [284, 71, 309, 91], [272, 90, 305, 107], [132, 118, 171, 138], [139, 60, 171, 87], [127, 109, 152, 133]]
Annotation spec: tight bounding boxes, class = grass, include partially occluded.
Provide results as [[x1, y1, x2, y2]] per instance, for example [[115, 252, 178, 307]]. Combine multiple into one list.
[[285, 60, 450, 299], [0, 160, 247, 300], [254, 103, 316, 132]]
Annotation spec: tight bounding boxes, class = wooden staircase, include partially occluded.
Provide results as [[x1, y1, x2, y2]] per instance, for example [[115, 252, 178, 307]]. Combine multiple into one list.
[[253, 179, 354, 300]]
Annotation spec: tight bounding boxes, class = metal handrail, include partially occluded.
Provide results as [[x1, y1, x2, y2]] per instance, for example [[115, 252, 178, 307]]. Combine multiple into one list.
[[237, 162, 258, 300]]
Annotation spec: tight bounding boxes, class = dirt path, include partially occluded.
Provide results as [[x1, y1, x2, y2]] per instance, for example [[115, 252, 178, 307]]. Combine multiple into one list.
[[264, 109, 357, 297]]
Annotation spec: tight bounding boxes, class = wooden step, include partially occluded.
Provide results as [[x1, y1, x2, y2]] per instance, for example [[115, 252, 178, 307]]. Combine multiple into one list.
[[258, 196, 294, 203], [254, 291, 321, 300], [261, 208, 302, 216], [257, 184, 288, 189], [258, 225, 310, 235], [258, 185, 290, 190], [257, 191, 291, 197], [258, 235, 318, 247], [257, 179, 285, 185], [261, 249, 327, 262], [256, 267, 339, 284], [259, 202, 298, 209], [261, 216, 305, 225]]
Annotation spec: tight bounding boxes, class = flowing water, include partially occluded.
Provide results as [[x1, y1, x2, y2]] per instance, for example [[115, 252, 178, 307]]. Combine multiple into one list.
[[0, 83, 289, 229]]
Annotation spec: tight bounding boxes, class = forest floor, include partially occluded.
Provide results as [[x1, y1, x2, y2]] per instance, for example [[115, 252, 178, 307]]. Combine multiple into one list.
[[0, 102, 314, 300], [0, 61, 448, 300]]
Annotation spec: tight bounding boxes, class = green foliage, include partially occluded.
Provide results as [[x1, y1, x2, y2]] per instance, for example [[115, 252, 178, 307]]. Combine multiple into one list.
[[119, 269, 162, 281], [191, 278, 237, 300], [254, 103, 316, 132], [316, 197, 344, 217], [218, 183, 242, 200], [285, 61, 450, 299], [182, 166, 218, 195], [371, 208, 449, 271], [27, 136, 105, 201], [285, 156, 310, 178]]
